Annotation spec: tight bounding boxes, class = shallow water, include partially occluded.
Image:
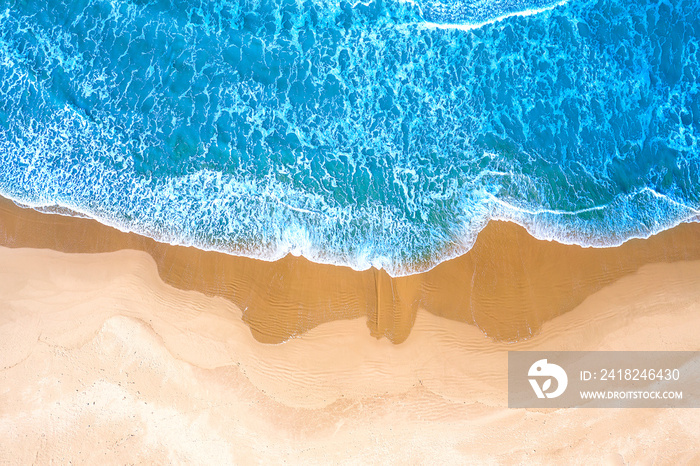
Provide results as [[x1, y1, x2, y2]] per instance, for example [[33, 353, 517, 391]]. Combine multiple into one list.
[[0, 0, 698, 275]]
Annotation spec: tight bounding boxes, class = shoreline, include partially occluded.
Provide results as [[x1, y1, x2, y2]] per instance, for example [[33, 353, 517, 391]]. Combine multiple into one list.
[[2, 195, 700, 343], [7, 192, 698, 279]]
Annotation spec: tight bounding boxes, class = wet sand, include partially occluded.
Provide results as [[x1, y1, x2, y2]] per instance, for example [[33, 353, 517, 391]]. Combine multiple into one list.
[[1, 196, 700, 343]]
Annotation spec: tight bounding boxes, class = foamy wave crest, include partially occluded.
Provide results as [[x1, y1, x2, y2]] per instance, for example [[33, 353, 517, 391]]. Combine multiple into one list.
[[493, 189, 700, 247], [414, 0, 566, 28]]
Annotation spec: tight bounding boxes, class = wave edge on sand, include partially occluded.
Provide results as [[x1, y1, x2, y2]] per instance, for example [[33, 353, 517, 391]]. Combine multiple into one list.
[[2, 194, 700, 344]]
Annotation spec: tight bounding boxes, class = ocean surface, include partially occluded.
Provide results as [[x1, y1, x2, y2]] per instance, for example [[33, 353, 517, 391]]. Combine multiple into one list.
[[0, 0, 698, 276]]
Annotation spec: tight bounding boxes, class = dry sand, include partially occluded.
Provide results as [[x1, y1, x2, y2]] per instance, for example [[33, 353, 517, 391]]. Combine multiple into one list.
[[1, 198, 700, 463]]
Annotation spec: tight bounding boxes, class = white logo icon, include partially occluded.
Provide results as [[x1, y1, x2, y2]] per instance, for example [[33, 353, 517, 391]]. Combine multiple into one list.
[[528, 359, 568, 399]]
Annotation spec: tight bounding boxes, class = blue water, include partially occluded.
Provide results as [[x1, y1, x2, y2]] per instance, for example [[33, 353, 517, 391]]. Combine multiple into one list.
[[0, 0, 698, 276]]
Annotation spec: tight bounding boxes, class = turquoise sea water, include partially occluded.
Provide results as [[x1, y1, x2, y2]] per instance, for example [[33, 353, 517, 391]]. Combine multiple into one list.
[[0, 0, 698, 276]]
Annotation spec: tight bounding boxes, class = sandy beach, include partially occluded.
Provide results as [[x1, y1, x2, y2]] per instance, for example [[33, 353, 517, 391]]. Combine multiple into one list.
[[1, 197, 700, 463]]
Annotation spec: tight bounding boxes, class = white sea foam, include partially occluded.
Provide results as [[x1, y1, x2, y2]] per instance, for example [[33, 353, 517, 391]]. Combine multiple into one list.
[[2, 178, 698, 278], [417, 0, 568, 31]]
